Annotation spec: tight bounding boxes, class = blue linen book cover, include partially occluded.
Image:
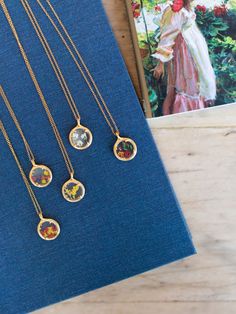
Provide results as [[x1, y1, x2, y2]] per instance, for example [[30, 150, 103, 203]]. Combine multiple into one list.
[[0, 1, 195, 313]]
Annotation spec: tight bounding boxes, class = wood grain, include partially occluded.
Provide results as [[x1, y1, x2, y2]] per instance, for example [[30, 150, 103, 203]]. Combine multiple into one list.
[[35, 104, 236, 314], [34, 1, 236, 313]]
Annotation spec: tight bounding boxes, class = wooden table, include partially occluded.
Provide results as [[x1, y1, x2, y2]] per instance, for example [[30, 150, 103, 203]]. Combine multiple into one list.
[[36, 1, 236, 313]]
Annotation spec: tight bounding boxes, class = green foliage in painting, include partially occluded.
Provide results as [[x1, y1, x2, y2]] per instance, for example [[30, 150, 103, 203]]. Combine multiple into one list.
[[195, 8, 236, 105]]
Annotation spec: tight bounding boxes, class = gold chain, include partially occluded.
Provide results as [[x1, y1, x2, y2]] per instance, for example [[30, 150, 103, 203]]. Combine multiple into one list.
[[0, 85, 36, 165], [37, 0, 120, 136], [1, 0, 75, 177], [0, 120, 43, 218], [21, 0, 81, 123]]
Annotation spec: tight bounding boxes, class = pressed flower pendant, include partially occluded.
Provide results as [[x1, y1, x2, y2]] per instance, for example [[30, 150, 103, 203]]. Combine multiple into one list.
[[62, 177, 85, 202], [29, 164, 52, 188], [69, 123, 93, 150], [37, 216, 60, 241], [113, 134, 137, 161]]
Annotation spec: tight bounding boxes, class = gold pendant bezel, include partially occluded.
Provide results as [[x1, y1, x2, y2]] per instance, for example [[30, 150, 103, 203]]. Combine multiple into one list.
[[37, 217, 60, 241], [69, 124, 93, 150], [113, 136, 137, 161], [62, 178, 85, 203], [29, 164, 53, 188]]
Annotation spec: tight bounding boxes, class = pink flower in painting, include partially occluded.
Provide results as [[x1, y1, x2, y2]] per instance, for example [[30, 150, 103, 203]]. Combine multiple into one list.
[[131, 1, 139, 10], [131, 1, 141, 18], [195, 5, 207, 13], [154, 5, 161, 12], [133, 11, 141, 18], [214, 4, 227, 17]]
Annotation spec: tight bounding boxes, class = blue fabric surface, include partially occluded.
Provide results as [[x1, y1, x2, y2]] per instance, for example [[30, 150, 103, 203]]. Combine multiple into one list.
[[0, 1, 195, 313]]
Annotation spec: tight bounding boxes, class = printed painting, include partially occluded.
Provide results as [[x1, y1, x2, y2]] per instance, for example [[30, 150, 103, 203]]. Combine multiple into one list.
[[130, 0, 236, 117]]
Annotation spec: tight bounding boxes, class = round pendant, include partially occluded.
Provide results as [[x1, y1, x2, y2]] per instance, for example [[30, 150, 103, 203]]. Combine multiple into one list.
[[37, 218, 60, 241], [113, 137, 137, 161], [29, 164, 52, 188], [69, 124, 93, 150], [62, 178, 85, 202]]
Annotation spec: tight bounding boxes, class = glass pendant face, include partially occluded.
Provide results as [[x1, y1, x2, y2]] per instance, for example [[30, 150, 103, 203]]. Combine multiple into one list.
[[37, 218, 60, 241], [62, 178, 85, 202], [113, 137, 137, 161], [29, 164, 52, 188], [69, 124, 93, 150]]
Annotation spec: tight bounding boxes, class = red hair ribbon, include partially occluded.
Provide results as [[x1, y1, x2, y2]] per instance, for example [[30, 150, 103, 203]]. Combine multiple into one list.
[[172, 0, 184, 12]]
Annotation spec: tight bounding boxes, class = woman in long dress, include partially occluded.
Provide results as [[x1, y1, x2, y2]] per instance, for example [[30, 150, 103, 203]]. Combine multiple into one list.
[[153, 0, 216, 115]]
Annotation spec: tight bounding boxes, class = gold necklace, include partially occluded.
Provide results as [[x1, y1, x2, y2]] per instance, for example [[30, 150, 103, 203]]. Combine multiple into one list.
[[0, 85, 53, 188], [0, 120, 60, 241], [35, 0, 138, 162], [21, 0, 93, 151], [1, 0, 85, 203]]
